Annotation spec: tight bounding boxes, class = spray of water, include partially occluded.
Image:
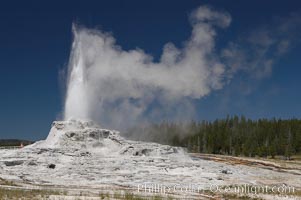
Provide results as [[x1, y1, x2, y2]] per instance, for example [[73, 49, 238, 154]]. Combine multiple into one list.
[[63, 6, 231, 129]]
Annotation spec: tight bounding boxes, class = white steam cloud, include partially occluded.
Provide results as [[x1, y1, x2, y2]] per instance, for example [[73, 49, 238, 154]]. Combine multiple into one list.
[[63, 5, 299, 130], [64, 6, 231, 129]]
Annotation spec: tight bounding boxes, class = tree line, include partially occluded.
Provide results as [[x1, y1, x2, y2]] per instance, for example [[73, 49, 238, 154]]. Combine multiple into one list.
[[0, 139, 33, 147], [126, 116, 301, 159]]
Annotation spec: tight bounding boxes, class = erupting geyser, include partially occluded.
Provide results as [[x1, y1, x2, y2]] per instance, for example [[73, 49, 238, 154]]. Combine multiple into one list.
[[1, 6, 301, 199], [63, 5, 231, 130], [64, 25, 90, 121]]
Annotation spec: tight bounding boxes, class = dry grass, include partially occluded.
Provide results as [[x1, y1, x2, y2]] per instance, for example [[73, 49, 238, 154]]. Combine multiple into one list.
[[0, 188, 62, 200], [0, 182, 299, 200], [0, 178, 18, 187], [0, 187, 172, 200]]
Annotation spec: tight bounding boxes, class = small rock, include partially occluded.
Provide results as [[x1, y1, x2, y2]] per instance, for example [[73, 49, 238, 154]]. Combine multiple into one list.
[[28, 161, 37, 166], [48, 164, 56, 169], [141, 149, 151, 156], [66, 132, 76, 138], [80, 152, 91, 157], [4, 160, 24, 166], [37, 149, 48, 154], [221, 169, 232, 174]]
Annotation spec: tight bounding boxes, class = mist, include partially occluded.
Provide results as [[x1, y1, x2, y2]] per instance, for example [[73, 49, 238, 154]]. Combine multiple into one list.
[[63, 6, 231, 130]]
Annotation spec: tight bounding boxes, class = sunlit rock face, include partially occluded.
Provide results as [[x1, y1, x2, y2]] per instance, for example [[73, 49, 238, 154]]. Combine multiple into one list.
[[28, 119, 187, 158], [0, 120, 201, 189], [32, 119, 118, 151]]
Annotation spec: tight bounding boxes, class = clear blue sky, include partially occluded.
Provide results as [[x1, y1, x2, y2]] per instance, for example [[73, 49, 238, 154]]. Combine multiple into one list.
[[0, 0, 301, 140]]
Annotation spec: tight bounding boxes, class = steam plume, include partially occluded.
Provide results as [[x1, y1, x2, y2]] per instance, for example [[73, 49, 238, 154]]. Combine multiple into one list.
[[64, 6, 231, 129]]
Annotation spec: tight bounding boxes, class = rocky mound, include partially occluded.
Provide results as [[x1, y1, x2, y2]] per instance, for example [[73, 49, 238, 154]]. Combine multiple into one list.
[[1, 119, 300, 198], [28, 119, 186, 158]]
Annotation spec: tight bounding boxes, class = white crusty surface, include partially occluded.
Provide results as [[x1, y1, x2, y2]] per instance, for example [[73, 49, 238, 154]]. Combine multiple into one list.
[[0, 119, 300, 198]]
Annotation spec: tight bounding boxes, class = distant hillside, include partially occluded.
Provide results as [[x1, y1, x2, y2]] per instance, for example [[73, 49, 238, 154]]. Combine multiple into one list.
[[0, 139, 34, 147]]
